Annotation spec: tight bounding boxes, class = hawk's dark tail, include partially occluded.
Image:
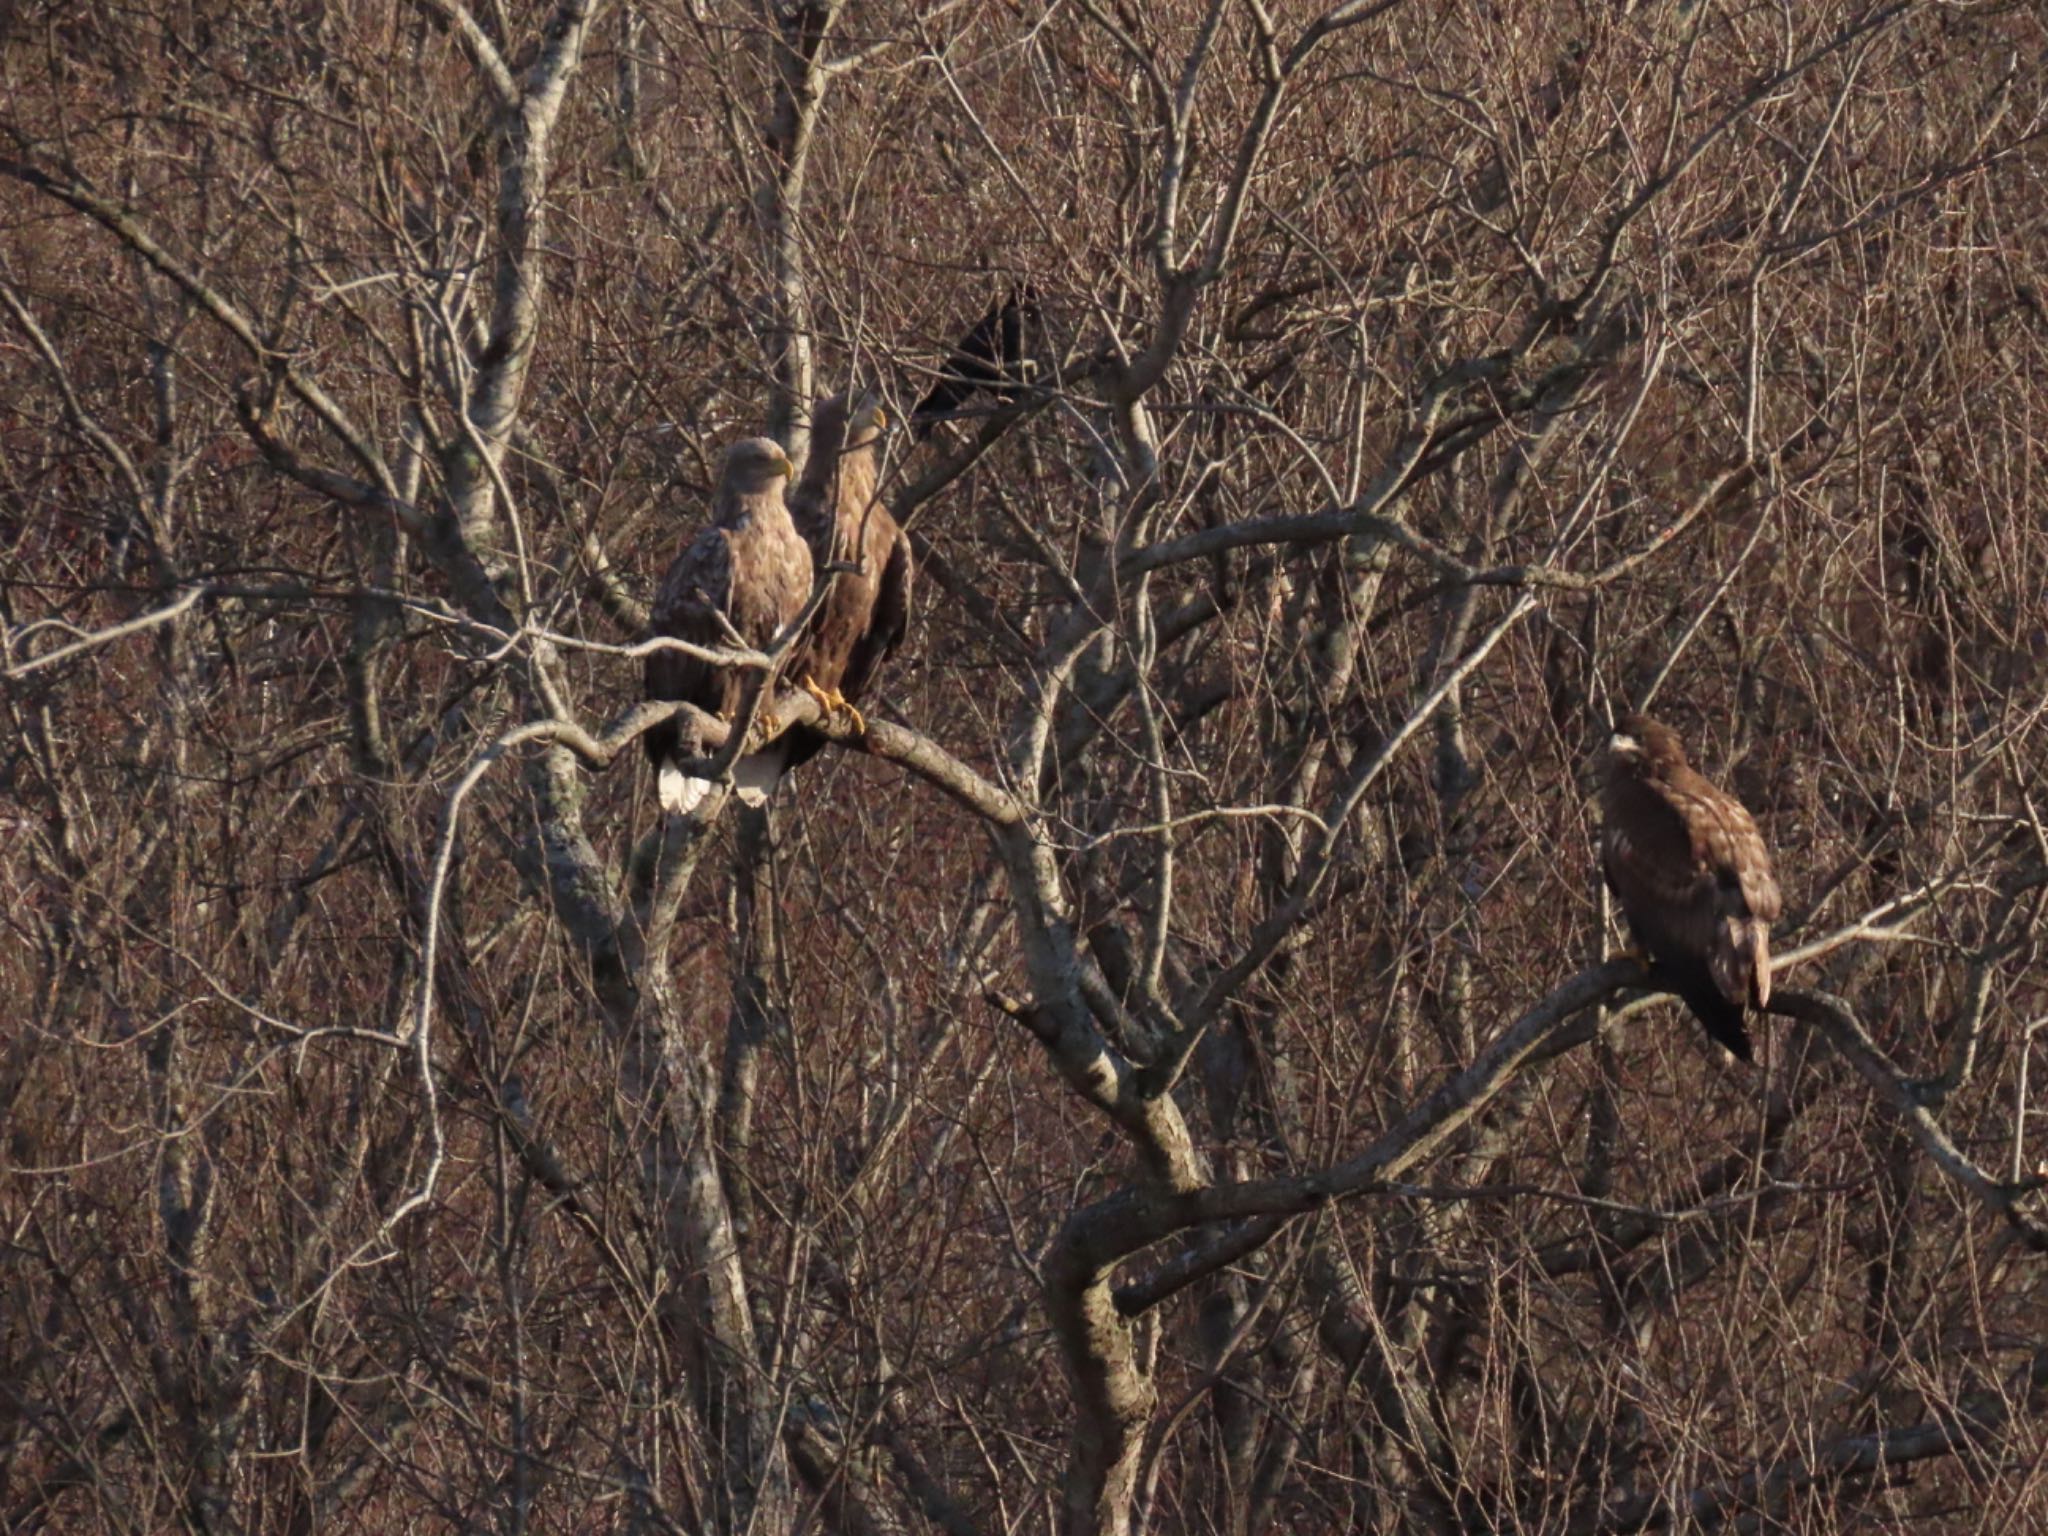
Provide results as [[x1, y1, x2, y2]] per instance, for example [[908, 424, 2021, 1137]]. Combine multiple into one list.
[[1648, 960, 1755, 1062]]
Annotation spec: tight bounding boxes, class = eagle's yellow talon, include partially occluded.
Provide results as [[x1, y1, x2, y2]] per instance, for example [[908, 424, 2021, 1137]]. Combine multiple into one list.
[[798, 675, 867, 734]]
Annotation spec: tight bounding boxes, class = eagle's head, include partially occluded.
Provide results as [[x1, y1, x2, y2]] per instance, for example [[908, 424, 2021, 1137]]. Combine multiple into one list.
[[723, 436, 795, 492], [846, 390, 889, 449], [806, 390, 890, 463], [1606, 713, 1688, 776]]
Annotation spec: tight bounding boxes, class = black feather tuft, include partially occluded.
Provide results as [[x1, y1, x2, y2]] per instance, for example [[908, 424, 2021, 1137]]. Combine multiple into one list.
[[1647, 959, 1754, 1062]]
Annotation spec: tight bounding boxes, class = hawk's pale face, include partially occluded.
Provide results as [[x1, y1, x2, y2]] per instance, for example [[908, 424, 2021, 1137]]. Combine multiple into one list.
[[1607, 730, 1644, 761]]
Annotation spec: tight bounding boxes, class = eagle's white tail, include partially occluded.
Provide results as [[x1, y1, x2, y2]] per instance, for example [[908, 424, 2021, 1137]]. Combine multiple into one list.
[[659, 752, 783, 814], [731, 752, 784, 808], [658, 764, 711, 817]]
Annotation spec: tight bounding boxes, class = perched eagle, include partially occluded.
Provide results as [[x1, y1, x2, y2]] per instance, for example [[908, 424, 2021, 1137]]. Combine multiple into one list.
[[1600, 713, 1782, 1061], [780, 390, 913, 766], [642, 437, 811, 814]]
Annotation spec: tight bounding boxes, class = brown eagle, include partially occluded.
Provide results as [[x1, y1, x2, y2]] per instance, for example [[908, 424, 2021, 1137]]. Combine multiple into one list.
[[642, 436, 811, 814], [1600, 714, 1782, 1061], [780, 389, 912, 766]]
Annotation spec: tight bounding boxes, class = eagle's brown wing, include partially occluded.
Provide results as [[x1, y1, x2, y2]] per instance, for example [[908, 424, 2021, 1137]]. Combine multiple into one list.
[[1603, 771, 1755, 1058], [643, 529, 737, 769], [796, 556, 868, 699], [645, 507, 808, 727], [1674, 776, 1782, 923], [838, 519, 913, 706], [1608, 767, 1779, 1013], [1665, 769, 1781, 1008], [1602, 771, 1716, 963]]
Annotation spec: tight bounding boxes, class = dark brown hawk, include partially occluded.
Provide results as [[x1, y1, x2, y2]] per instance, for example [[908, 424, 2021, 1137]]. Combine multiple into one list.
[[782, 389, 912, 763], [1600, 714, 1782, 1061], [642, 436, 811, 814]]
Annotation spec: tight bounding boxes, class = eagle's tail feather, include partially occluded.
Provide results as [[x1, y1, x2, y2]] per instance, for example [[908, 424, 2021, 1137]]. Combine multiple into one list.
[[731, 750, 785, 808], [649, 706, 719, 816], [658, 764, 711, 817], [1650, 960, 1756, 1063]]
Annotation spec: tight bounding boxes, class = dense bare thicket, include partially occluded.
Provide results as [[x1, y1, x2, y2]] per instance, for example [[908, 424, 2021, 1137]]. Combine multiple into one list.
[[5, 2, 2048, 1532]]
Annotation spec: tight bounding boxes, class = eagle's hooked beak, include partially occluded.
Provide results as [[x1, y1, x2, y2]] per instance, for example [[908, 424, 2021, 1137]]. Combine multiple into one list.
[[1608, 732, 1642, 758], [772, 450, 795, 478]]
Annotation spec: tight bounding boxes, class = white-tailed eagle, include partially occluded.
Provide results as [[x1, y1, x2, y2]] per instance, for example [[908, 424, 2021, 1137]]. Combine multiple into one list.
[[642, 437, 811, 814], [1600, 713, 1782, 1061], [783, 390, 912, 764]]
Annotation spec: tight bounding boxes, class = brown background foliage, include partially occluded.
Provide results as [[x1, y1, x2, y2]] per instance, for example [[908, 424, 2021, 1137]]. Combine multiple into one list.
[[3, 2, 2047, 1532]]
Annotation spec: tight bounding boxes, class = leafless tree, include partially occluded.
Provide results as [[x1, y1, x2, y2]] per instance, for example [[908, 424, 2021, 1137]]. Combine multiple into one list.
[[4, 3, 2047, 1533]]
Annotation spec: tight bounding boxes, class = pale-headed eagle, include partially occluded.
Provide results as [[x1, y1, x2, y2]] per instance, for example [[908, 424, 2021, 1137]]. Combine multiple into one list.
[[643, 437, 811, 814], [782, 390, 913, 763], [1600, 713, 1782, 1060]]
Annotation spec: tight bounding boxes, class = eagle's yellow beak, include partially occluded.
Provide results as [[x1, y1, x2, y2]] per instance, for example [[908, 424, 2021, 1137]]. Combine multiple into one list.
[[773, 451, 794, 478], [872, 407, 889, 430]]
